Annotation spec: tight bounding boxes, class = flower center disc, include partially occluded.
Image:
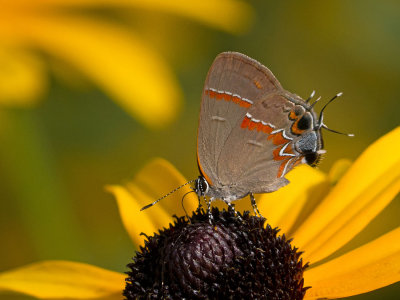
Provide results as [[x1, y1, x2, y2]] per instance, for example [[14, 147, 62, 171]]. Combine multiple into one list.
[[125, 208, 308, 299]]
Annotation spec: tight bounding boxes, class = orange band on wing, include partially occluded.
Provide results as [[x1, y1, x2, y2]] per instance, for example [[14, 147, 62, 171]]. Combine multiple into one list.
[[223, 93, 232, 101], [248, 120, 258, 130], [241, 113, 275, 134], [241, 115, 251, 128], [205, 88, 253, 108], [239, 100, 252, 108], [232, 96, 240, 104]]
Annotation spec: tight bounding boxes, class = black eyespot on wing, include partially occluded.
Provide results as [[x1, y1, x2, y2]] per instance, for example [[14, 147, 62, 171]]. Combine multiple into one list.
[[297, 114, 312, 130], [304, 152, 320, 166]]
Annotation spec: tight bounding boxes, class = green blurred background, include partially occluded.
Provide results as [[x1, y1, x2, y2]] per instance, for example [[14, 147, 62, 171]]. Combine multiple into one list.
[[0, 0, 399, 299]]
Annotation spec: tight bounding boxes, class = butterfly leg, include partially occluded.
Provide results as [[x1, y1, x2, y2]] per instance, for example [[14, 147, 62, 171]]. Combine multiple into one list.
[[224, 200, 243, 221], [250, 193, 263, 218], [206, 196, 214, 225]]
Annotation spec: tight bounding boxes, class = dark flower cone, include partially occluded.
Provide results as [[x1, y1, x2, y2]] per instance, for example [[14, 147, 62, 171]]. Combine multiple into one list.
[[125, 208, 308, 299]]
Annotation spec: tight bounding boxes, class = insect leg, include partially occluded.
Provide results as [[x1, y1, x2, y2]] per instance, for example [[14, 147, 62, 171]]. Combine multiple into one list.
[[250, 193, 263, 218], [224, 200, 243, 221]]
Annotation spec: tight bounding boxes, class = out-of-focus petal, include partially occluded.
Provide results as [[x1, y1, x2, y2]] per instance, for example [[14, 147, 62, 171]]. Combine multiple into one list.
[[25, 0, 254, 34], [107, 158, 197, 246], [293, 127, 400, 263], [255, 165, 329, 234], [303, 227, 400, 299], [11, 13, 182, 128], [328, 158, 352, 185], [0, 260, 125, 299], [0, 45, 46, 107]]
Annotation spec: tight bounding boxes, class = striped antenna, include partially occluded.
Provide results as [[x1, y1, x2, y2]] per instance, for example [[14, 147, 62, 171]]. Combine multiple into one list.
[[140, 179, 196, 211], [317, 92, 354, 137]]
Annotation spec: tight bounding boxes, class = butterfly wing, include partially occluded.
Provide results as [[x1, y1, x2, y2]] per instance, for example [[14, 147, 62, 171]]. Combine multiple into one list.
[[215, 91, 302, 196], [197, 52, 282, 187]]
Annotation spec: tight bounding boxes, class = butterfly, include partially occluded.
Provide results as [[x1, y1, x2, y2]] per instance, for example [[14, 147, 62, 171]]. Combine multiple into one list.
[[143, 52, 352, 218]]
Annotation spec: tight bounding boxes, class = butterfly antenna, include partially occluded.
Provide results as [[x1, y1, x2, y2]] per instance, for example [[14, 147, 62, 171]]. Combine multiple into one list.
[[310, 96, 322, 108], [318, 92, 343, 125], [140, 179, 196, 211], [317, 92, 354, 137], [321, 124, 354, 137], [306, 90, 315, 103]]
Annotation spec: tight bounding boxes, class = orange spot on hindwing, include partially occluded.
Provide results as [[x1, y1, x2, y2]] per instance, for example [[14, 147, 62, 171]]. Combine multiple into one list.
[[268, 131, 289, 145]]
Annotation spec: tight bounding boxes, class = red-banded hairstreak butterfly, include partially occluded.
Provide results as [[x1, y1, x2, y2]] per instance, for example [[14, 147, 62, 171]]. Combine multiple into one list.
[[142, 52, 353, 218]]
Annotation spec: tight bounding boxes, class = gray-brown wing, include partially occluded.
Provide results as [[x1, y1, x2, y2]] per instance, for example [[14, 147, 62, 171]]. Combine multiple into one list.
[[197, 52, 283, 186], [215, 92, 302, 194]]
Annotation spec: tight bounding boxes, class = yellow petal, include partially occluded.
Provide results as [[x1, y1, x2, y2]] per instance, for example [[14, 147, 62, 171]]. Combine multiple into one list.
[[0, 45, 46, 107], [305, 166, 399, 263], [255, 165, 329, 234], [107, 158, 197, 246], [0, 260, 125, 299], [304, 227, 400, 299], [328, 158, 352, 185], [19, 0, 254, 34], [293, 127, 400, 262], [106, 184, 162, 247], [130, 158, 198, 215], [7, 13, 182, 128]]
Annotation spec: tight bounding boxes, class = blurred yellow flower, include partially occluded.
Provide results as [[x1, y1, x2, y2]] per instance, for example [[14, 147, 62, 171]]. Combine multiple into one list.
[[0, 0, 253, 127], [0, 127, 398, 299]]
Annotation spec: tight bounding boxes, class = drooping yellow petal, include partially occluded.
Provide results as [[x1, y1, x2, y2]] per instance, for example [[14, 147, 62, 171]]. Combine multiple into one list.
[[304, 227, 400, 299], [12, 0, 253, 34], [106, 184, 163, 247], [293, 127, 400, 262], [5, 13, 182, 128], [108, 158, 197, 246], [0, 260, 125, 299], [0, 45, 46, 107], [131, 158, 198, 215], [255, 165, 329, 234]]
